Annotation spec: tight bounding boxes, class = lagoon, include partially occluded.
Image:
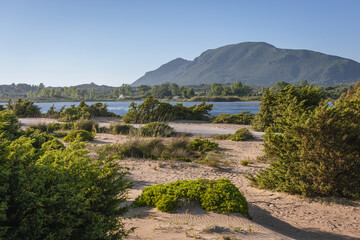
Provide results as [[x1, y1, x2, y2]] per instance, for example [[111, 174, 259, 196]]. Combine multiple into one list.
[[0, 101, 260, 116]]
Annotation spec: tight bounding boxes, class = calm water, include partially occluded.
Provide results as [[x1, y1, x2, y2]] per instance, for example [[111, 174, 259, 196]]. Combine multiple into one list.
[[0, 101, 260, 116]]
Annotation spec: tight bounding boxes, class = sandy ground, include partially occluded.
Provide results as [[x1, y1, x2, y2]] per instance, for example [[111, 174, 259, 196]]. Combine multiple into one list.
[[18, 118, 360, 239]]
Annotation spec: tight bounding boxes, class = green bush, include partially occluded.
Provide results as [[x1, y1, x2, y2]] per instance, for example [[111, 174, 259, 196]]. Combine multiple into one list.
[[191, 138, 219, 152], [214, 128, 253, 141], [134, 179, 249, 218], [0, 110, 20, 140], [138, 122, 174, 137], [97, 138, 196, 162], [57, 101, 117, 122], [252, 85, 325, 132], [249, 84, 360, 199], [60, 122, 74, 130], [212, 112, 254, 125], [123, 96, 213, 123], [6, 99, 41, 118], [0, 113, 132, 239], [63, 130, 95, 142], [110, 123, 135, 135], [231, 128, 253, 141], [74, 118, 99, 132]]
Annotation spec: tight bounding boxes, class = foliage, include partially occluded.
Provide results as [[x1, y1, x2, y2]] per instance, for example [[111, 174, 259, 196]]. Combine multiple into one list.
[[252, 85, 325, 132], [214, 128, 253, 141], [249, 84, 360, 199], [0, 115, 132, 239], [190, 138, 219, 152], [63, 130, 95, 142], [134, 179, 249, 218], [109, 123, 135, 135], [138, 122, 174, 137], [74, 118, 99, 132], [212, 112, 254, 125], [6, 99, 41, 117], [0, 111, 21, 140], [97, 138, 194, 161], [122, 96, 213, 123], [55, 101, 116, 122]]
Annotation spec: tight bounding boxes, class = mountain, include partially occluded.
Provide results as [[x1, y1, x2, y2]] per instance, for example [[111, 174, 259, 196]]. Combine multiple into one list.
[[132, 42, 360, 86]]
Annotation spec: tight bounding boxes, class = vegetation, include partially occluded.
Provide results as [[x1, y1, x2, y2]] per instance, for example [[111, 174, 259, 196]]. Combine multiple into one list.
[[190, 138, 219, 152], [6, 98, 41, 117], [138, 122, 174, 137], [0, 110, 132, 239], [56, 101, 117, 121], [123, 96, 213, 123], [251, 85, 325, 132], [63, 130, 95, 142], [212, 112, 254, 125], [249, 83, 360, 199], [97, 138, 193, 161], [74, 118, 99, 132], [214, 128, 253, 141], [109, 123, 135, 135], [133, 179, 250, 218]]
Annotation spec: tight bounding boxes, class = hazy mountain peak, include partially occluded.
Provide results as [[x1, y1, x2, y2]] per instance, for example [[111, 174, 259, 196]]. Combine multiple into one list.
[[132, 42, 360, 86]]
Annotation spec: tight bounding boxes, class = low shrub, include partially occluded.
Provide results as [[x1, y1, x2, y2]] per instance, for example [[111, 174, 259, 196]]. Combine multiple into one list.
[[138, 122, 174, 137], [240, 159, 252, 166], [63, 130, 95, 142], [60, 122, 74, 130], [28, 123, 48, 133], [197, 152, 221, 168], [190, 138, 219, 152], [214, 128, 253, 141], [110, 123, 135, 135], [212, 112, 255, 125], [28, 122, 62, 133], [134, 179, 250, 218], [74, 118, 99, 132]]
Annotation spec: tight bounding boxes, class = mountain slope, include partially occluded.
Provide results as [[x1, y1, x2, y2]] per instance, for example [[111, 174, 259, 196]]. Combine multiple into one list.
[[132, 42, 360, 86]]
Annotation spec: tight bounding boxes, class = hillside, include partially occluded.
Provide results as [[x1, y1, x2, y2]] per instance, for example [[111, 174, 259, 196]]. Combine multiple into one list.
[[132, 42, 360, 86]]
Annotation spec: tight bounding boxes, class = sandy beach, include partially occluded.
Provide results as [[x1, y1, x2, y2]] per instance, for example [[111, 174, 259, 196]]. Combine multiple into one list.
[[19, 118, 360, 239]]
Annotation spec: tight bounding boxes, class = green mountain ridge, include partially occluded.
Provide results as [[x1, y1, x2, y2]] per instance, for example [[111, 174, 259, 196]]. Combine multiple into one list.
[[132, 42, 360, 86]]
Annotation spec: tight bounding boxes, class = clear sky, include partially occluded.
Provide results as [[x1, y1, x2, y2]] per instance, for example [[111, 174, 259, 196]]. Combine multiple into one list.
[[0, 0, 359, 87]]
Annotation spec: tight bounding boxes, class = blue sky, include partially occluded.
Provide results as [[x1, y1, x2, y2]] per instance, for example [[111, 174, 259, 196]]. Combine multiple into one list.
[[0, 0, 359, 87]]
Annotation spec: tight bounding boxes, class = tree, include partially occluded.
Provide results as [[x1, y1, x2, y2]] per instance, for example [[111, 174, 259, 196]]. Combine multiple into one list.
[[250, 83, 360, 199], [209, 83, 224, 96], [0, 113, 132, 239]]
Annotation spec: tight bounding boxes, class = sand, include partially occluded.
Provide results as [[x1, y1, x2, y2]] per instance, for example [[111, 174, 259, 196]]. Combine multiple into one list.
[[18, 118, 360, 239]]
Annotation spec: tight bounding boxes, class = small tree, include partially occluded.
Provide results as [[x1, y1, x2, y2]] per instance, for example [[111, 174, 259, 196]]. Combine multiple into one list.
[[250, 84, 360, 199]]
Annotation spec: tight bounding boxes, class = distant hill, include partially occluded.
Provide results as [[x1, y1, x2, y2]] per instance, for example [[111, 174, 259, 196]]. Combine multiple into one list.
[[132, 42, 360, 86]]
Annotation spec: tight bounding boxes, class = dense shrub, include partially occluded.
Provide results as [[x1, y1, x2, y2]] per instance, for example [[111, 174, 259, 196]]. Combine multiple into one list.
[[0, 110, 20, 140], [0, 112, 132, 239], [63, 130, 95, 142], [138, 122, 174, 137], [74, 118, 99, 132], [6, 99, 41, 117], [98, 138, 194, 161], [110, 123, 135, 135], [249, 84, 360, 199], [134, 179, 249, 218], [28, 122, 62, 133], [190, 138, 219, 152], [214, 128, 253, 141], [55, 101, 117, 122], [252, 85, 325, 132], [123, 96, 213, 123], [212, 112, 254, 125]]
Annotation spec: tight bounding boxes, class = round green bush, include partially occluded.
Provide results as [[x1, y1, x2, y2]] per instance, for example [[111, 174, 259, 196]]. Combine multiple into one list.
[[231, 128, 253, 141], [110, 123, 135, 135], [63, 130, 95, 142], [134, 179, 250, 218], [139, 122, 174, 137], [190, 138, 219, 152]]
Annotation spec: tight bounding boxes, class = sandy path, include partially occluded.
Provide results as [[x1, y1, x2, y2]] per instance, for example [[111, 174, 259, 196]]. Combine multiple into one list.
[[18, 118, 264, 138]]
